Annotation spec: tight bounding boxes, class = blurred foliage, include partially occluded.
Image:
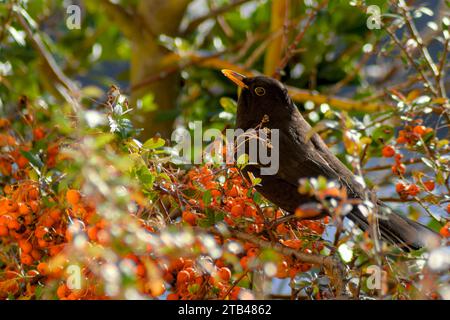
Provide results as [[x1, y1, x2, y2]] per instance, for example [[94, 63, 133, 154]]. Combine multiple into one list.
[[0, 0, 449, 300]]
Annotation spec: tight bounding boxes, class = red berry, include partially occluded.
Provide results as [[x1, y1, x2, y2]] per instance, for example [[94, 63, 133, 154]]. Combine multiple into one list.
[[176, 270, 190, 284], [381, 145, 396, 157], [423, 180, 435, 192], [406, 184, 420, 196], [217, 267, 231, 282], [230, 204, 243, 217], [439, 223, 450, 238], [395, 182, 406, 194], [413, 125, 426, 136]]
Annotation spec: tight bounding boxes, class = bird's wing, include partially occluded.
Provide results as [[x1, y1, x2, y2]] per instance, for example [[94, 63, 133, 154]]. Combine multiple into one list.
[[275, 125, 363, 198], [276, 128, 339, 183]]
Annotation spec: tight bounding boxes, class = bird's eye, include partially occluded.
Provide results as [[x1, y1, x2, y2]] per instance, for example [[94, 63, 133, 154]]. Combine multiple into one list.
[[254, 87, 266, 96]]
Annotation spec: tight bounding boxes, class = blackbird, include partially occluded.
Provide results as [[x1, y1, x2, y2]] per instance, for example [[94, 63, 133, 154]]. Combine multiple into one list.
[[222, 69, 441, 251]]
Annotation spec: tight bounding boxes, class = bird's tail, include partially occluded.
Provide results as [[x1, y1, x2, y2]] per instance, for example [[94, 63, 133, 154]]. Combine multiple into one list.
[[348, 203, 441, 251]]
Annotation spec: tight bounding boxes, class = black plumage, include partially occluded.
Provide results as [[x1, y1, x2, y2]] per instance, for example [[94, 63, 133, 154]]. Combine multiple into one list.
[[222, 70, 441, 251]]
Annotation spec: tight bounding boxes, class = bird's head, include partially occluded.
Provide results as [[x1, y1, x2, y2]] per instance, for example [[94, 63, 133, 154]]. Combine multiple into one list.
[[222, 70, 295, 128]]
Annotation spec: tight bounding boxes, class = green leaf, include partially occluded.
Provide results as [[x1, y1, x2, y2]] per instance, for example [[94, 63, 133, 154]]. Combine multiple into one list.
[[143, 137, 165, 149], [247, 171, 261, 186], [215, 211, 225, 223], [138, 94, 157, 112], [372, 125, 394, 144], [237, 153, 249, 168], [20, 150, 44, 168], [202, 190, 212, 206], [197, 218, 213, 228], [437, 139, 449, 148], [94, 133, 115, 148], [220, 97, 237, 114], [427, 217, 443, 232]]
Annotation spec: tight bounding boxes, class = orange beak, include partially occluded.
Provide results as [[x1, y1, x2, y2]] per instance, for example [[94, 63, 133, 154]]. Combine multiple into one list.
[[221, 69, 248, 89]]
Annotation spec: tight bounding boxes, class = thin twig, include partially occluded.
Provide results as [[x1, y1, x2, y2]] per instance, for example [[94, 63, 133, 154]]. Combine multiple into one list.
[[181, 0, 252, 36], [385, 27, 438, 97], [274, 0, 328, 78]]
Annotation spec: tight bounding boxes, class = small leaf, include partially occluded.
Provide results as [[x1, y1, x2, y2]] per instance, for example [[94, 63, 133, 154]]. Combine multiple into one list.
[[220, 97, 237, 114], [421, 157, 435, 169], [20, 150, 43, 168], [236, 153, 249, 168], [372, 125, 394, 144], [203, 190, 212, 206], [143, 137, 165, 149], [247, 171, 261, 186]]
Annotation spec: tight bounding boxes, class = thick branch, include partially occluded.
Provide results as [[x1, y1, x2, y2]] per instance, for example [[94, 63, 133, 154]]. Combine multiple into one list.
[[264, 0, 289, 76]]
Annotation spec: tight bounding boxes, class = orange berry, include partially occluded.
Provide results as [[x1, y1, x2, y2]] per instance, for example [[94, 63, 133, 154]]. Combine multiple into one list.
[[170, 257, 185, 271], [244, 206, 257, 217], [163, 272, 174, 283], [87, 226, 98, 241], [35, 226, 48, 239], [0, 225, 8, 236], [240, 256, 249, 269], [49, 245, 63, 256], [37, 262, 49, 275], [16, 156, 29, 169], [136, 264, 146, 277], [20, 253, 33, 265], [276, 260, 289, 278], [184, 267, 196, 278], [57, 284, 69, 299], [282, 239, 302, 250], [395, 182, 406, 194], [217, 267, 231, 282], [413, 125, 426, 136], [247, 247, 259, 257], [42, 215, 55, 228], [176, 270, 190, 284], [167, 293, 179, 300], [182, 211, 197, 226], [7, 219, 20, 231], [226, 185, 239, 197], [423, 180, 435, 192], [28, 187, 39, 200], [439, 223, 450, 238], [66, 189, 81, 205], [49, 209, 62, 220], [31, 249, 42, 260], [28, 200, 39, 213], [381, 145, 395, 157], [447, 204, 450, 214], [230, 204, 243, 217], [19, 240, 33, 254], [230, 286, 241, 299], [17, 203, 30, 215], [406, 184, 420, 196], [33, 127, 45, 140]]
